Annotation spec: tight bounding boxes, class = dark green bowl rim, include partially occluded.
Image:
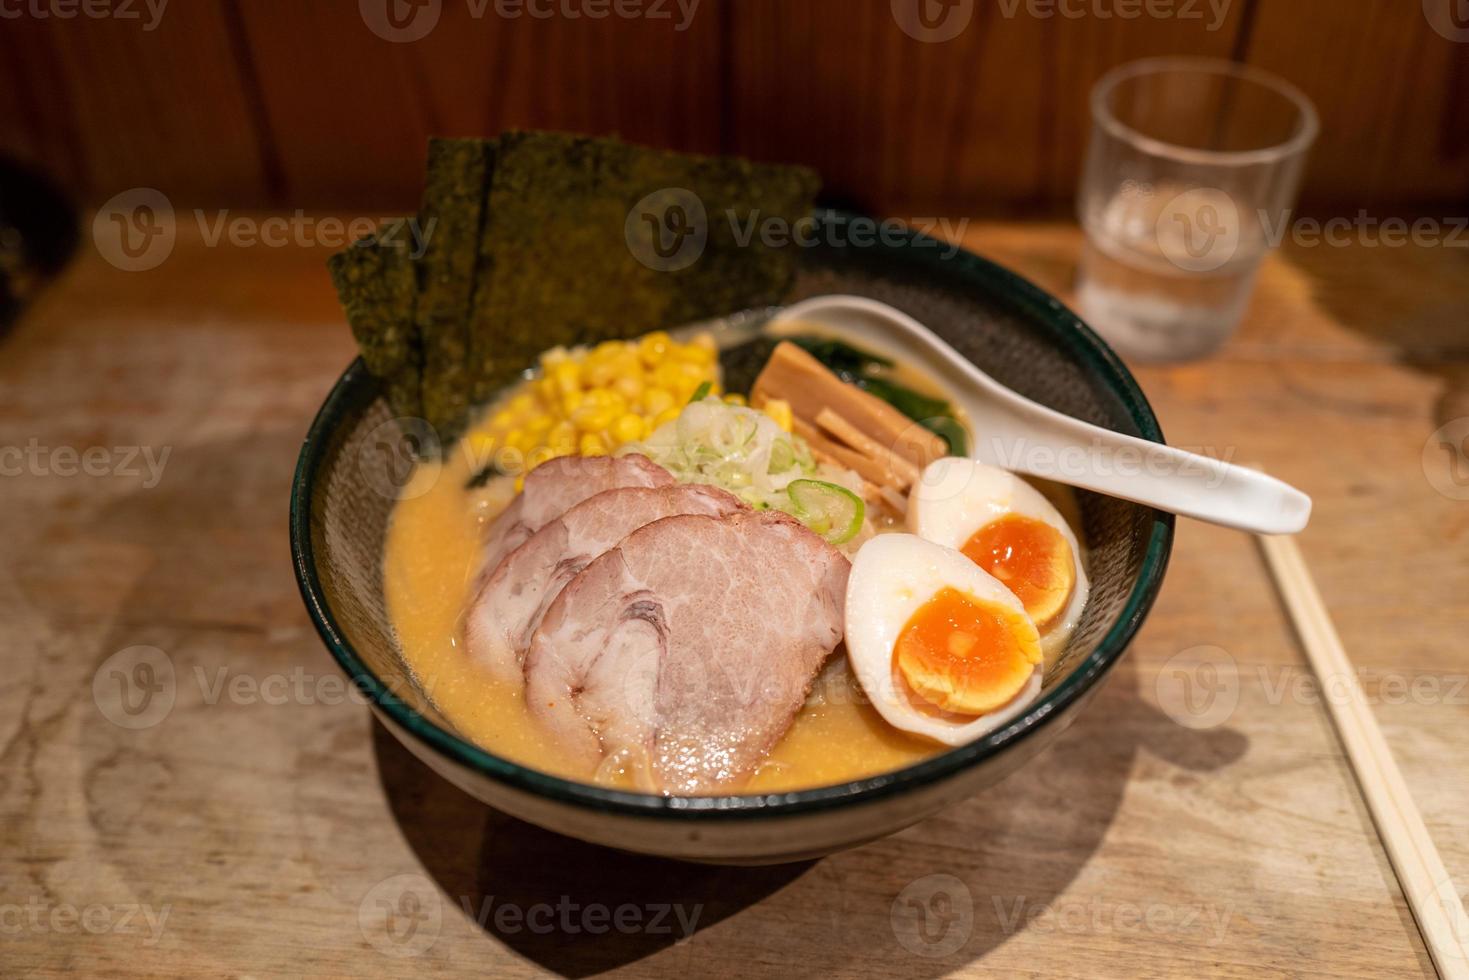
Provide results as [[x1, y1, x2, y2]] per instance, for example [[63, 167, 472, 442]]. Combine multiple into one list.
[[289, 210, 1174, 820]]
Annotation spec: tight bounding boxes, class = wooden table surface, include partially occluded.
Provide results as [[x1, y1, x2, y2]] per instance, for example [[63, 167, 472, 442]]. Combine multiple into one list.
[[3, 216, 1466, 978]]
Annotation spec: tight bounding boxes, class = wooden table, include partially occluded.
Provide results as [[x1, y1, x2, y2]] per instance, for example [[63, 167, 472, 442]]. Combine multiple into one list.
[[3, 216, 1465, 978]]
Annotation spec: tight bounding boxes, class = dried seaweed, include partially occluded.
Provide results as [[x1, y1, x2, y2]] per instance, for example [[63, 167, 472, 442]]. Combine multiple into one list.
[[327, 222, 420, 419], [330, 131, 820, 443], [472, 131, 819, 397], [415, 138, 493, 435]]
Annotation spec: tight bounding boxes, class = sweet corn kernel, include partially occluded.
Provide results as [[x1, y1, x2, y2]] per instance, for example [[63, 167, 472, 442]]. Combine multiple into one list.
[[613, 374, 645, 402], [611, 413, 646, 444], [672, 343, 715, 366], [560, 389, 586, 415], [548, 421, 577, 453], [764, 398, 793, 432], [638, 331, 671, 365], [723, 393, 747, 407], [577, 408, 617, 433], [652, 362, 683, 390], [584, 363, 613, 388], [642, 387, 675, 415], [612, 351, 641, 376], [550, 361, 581, 395], [474, 328, 723, 467]]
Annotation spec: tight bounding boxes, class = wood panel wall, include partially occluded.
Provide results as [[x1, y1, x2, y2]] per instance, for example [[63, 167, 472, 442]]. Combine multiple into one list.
[[3, 0, 1466, 215]]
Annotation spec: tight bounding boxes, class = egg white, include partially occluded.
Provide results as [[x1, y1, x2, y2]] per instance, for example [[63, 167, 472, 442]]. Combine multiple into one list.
[[844, 534, 1043, 746], [907, 458, 1089, 660]]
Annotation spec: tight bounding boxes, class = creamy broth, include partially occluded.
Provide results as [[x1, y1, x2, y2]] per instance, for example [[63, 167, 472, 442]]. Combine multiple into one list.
[[383, 445, 941, 794], [382, 325, 1088, 794]]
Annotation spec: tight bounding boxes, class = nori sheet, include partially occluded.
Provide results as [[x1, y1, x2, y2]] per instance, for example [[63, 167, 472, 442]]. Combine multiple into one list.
[[327, 221, 420, 419], [414, 137, 494, 435], [472, 131, 820, 397], [330, 131, 820, 442]]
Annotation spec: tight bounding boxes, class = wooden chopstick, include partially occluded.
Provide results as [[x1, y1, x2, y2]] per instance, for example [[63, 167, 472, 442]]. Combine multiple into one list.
[[1258, 532, 1469, 979]]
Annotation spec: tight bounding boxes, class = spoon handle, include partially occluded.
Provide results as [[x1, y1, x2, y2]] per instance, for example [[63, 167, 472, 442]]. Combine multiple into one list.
[[971, 403, 1312, 534], [775, 294, 1312, 535]]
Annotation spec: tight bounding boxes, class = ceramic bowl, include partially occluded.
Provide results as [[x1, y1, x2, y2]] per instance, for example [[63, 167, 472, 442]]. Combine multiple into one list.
[[290, 211, 1173, 864]]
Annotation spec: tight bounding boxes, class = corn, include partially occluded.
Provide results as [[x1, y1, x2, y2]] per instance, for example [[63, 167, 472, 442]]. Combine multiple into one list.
[[642, 387, 675, 416], [611, 413, 646, 444], [470, 329, 722, 471], [586, 361, 616, 388], [576, 408, 618, 433], [652, 362, 684, 392], [550, 361, 581, 395], [764, 398, 793, 432], [548, 421, 577, 454], [638, 331, 671, 365], [613, 374, 644, 402], [672, 343, 715, 366], [723, 393, 747, 407]]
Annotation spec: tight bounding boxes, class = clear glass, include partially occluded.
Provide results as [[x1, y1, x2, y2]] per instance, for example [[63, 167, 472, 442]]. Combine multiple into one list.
[[1076, 57, 1319, 362]]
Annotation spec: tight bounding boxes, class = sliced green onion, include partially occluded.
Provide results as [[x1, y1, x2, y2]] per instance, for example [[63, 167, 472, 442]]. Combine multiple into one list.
[[688, 381, 712, 404], [787, 479, 864, 545]]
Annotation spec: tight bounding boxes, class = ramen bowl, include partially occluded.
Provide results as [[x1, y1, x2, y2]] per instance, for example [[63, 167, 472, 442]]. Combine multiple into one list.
[[290, 211, 1173, 865]]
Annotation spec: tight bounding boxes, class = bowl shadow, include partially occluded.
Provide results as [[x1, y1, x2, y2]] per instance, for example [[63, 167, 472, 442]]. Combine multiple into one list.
[[373, 655, 1248, 977]]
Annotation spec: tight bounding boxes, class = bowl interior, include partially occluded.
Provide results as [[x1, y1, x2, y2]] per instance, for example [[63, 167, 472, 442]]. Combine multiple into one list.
[[292, 214, 1173, 815]]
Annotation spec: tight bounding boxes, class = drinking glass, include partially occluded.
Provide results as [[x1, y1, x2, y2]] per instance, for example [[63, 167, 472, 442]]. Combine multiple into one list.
[[1076, 57, 1319, 362]]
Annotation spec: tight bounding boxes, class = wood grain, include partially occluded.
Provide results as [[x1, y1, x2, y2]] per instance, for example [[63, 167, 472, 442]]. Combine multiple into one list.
[[230, 0, 725, 209], [1242, 0, 1469, 209], [0, 1, 271, 205], [2, 1, 1466, 212], [0, 217, 1465, 976]]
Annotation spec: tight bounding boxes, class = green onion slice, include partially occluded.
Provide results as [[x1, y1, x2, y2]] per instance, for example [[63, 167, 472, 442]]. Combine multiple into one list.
[[787, 479, 865, 545]]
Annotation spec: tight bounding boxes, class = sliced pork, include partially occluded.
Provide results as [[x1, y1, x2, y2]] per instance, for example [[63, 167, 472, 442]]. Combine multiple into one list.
[[466, 483, 746, 683], [476, 453, 673, 582], [523, 510, 850, 794]]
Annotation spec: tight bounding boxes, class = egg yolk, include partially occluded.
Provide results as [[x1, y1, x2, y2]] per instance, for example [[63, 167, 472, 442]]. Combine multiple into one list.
[[894, 587, 1042, 716], [961, 515, 1076, 630]]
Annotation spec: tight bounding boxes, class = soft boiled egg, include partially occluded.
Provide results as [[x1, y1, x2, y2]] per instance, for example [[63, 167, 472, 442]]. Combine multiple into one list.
[[845, 534, 1044, 746], [907, 458, 1089, 659]]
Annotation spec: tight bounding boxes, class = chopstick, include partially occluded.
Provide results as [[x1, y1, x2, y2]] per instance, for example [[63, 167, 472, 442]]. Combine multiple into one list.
[[1258, 532, 1469, 979]]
